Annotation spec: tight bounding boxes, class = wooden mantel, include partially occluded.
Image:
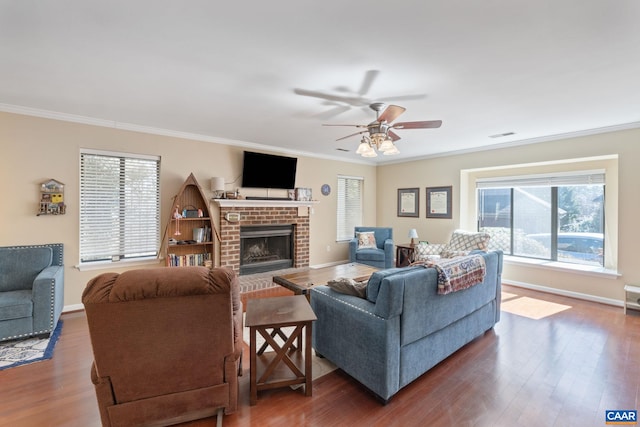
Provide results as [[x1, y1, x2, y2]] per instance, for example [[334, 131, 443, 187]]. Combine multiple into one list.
[[213, 199, 318, 208]]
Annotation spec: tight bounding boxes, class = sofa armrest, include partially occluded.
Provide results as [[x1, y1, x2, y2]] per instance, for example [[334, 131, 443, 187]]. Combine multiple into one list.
[[383, 238, 394, 268], [348, 238, 358, 262], [310, 286, 401, 400], [32, 265, 64, 334], [91, 361, 116, 427]]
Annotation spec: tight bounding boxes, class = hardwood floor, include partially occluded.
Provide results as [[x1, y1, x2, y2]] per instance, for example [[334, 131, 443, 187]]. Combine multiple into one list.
[[1, 285, 638, 427]]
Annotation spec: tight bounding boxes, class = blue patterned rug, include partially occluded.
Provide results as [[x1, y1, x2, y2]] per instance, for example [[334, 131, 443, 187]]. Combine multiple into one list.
[[0, 321, 63, 370]]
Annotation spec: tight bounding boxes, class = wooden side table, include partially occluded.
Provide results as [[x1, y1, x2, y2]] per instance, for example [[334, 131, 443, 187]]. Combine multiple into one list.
[[395, 243, 416, 267], [245, 295, 317, 405]]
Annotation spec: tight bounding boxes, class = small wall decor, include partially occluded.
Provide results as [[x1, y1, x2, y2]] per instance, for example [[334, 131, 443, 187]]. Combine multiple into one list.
[[397, 188, 419, 217], [295, 187, 312, 201], [38, 179, 66, 216], [426, 186, 452, 219]]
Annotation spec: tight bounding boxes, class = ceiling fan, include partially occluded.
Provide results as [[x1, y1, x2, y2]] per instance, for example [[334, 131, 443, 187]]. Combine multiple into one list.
[[323, 103, 442, 157], [293, 70, 426, 119]]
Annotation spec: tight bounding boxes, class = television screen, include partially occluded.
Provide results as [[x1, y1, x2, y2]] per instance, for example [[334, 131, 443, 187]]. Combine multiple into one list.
[[241, 151, 297, 189]]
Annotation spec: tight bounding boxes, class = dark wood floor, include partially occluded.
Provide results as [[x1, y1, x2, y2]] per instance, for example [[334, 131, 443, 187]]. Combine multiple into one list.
[[1, 285, 639, 427]]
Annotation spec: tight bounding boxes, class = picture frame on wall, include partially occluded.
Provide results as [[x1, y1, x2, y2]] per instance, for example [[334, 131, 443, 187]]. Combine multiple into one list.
[[426, 186, 452, 219], [397, 188, 419, 217]]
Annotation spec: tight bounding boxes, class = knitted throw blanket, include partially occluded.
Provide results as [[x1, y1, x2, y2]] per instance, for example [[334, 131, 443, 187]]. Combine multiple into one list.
[[412, 254, 486, 295]]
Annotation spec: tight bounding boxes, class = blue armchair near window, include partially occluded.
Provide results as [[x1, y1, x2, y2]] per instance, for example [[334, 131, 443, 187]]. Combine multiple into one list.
[[349, 227, 394, 269], [0, 243, 64, 342]]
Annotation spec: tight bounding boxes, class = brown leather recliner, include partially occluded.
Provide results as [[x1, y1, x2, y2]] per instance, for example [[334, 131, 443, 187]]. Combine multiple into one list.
[[82, 266, 243, 427]]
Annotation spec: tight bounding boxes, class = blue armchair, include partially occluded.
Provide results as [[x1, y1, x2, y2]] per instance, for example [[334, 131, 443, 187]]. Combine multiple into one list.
[[349, 227, 394, 269], [0, 243, 64, 342]]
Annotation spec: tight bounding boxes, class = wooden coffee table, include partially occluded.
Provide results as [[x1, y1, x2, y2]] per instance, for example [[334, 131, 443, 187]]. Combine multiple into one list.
[[245, 295, 317, 405], [273, 263, 380, 299]]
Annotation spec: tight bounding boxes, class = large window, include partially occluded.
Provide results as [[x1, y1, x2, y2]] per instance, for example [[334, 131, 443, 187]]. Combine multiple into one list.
[[80, 149, 161, 265], [477, 172, 605, 267], [336, 175, 363, 242]]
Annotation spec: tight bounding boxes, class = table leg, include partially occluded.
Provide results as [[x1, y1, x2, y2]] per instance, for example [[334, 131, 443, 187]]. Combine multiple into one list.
[[305, 321, 312, 396], [250, 326, 257, 405]]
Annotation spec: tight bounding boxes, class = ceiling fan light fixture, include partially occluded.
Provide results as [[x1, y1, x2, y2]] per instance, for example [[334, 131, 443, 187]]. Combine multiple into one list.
[[382, 143, 399, 155], [361, 148, 378, 157], [356, 137, 371, 154], [378, 137, 395, 152]]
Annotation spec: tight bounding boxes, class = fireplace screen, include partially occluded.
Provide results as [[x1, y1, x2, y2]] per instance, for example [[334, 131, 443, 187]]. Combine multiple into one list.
[[240, 224, 293, 275]]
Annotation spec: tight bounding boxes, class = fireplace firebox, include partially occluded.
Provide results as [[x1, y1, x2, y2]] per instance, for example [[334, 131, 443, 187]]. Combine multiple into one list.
[[239, 224, 294, 275]]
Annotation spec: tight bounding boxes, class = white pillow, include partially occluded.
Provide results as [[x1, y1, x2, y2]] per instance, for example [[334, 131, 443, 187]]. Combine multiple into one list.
[[356, 231, 377, 249]]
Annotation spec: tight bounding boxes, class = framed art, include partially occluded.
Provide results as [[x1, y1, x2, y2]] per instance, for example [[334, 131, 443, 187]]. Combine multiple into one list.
[[397, 188, 419, 217], [426, 186, 452, 219]]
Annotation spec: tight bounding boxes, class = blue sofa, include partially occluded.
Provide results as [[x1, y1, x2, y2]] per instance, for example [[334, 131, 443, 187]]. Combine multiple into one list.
[[348, 226, 394, 269], [0, 243, 64, 342], [311, 250, 503, 403]]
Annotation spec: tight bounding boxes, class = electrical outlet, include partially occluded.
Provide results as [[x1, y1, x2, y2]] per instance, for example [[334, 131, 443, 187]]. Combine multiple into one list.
[[326, 245, 331, 252]]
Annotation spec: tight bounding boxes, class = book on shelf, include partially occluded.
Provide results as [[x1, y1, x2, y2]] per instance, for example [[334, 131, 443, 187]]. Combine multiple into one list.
[[166, 252, 212, 267]]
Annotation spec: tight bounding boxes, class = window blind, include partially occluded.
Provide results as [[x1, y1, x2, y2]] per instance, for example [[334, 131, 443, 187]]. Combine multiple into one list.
[[80, 150, 160, 263], [336, 175, 363, 242]]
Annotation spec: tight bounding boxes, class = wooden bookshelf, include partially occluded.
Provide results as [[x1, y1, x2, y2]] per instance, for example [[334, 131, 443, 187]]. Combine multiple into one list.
[[164, 173, 217, 267]]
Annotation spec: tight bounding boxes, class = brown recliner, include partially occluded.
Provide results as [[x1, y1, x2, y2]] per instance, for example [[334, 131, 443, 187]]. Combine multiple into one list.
[[82, 266, 243, 427]]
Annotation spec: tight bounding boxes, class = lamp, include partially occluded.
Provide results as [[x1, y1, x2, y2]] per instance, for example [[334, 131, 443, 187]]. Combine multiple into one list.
[[210, 177, 225, 199], [408, 228, 419, 247]]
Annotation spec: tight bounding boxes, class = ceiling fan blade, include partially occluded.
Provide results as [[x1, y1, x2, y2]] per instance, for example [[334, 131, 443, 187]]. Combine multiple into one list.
[[322, 123, 368, 128], [378, 105, 406, 123], [393, 120, 442, 129], [313, 105, 351, 120], [376, 93, 427, 102], [336, 130, 367, 141], [358, 70, 379, 95], [388, 130, 402, 142], [294, 88, 354, 103]]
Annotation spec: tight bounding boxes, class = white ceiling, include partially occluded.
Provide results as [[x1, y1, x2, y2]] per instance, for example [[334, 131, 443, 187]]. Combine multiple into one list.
[[1, 1, 640, 164]]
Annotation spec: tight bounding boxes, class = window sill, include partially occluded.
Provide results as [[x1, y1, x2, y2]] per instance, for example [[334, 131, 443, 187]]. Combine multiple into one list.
[[75, 257, 161, 272], [504, 255, 620, 279]]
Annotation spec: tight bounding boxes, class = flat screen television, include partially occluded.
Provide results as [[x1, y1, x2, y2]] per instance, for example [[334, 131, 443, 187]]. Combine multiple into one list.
[[241, 151, 297, 189]]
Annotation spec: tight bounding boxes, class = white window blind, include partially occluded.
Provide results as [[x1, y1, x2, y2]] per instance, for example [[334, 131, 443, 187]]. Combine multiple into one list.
[[476, 170, 605, 189], [336, 175, 363, 242], [80, 150, 160, 264]]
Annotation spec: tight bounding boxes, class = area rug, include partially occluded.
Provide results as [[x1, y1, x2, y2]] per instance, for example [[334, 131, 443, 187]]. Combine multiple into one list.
[[0, 321, 63, 370], [242, 314, 337, 384]]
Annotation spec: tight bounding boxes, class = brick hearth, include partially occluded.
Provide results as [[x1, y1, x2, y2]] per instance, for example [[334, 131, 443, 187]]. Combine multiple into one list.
[[216, 201, 312, 274]]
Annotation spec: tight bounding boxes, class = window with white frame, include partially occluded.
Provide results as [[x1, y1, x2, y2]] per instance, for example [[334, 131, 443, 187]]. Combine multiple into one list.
[[80, 149, 160, 265], [477, 171, 605, 267], [336, 175, 363, 242]]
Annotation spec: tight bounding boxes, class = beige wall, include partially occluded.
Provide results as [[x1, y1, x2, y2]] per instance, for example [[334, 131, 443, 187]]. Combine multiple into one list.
[[378, 128, 640, 304], [0, 112, 376, 308], [3, 109, 639, 308]]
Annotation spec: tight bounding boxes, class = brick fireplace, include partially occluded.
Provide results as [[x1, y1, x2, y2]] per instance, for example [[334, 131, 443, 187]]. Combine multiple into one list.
[[215, 200, 312, 275]]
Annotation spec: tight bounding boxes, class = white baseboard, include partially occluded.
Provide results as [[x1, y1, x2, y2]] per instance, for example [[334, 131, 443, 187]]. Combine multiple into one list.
[[503, 279, 623, 308], [63, 303, 85, 313]]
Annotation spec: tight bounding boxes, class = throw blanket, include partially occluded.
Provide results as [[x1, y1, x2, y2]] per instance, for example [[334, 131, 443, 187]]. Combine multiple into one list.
[[412, 254, 486, 295]]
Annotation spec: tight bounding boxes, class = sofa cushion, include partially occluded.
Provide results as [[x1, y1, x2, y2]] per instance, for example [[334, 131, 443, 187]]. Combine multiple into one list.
[[327, 278, 368, 298], [356, 231, 377, 249], [0, 246, 53, 292], [0, 290, 33, 321]]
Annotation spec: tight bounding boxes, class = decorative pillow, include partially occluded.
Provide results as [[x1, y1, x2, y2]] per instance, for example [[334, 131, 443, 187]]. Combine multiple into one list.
[[356, 231, 377, 249], [327, 277, 368, 298], [444, 230, 491, 252], [414, 242, 446, 261]]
